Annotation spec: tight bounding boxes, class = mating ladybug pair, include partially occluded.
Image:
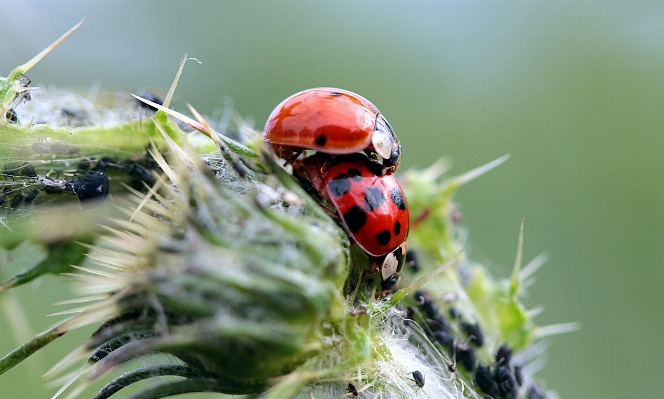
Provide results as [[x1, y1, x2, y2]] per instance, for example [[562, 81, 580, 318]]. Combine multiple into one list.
[[263, 88, 408, 290]]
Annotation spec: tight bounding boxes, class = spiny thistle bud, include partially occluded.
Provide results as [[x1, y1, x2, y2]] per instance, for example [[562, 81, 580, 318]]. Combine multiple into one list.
[[43, 129, 352, 398]]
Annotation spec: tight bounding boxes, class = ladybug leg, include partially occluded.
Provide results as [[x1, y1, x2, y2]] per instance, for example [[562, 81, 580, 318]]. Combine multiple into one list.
[[368, 256, 382, 275], [319, 203, 340, 219], [362, 150, 384, 169], [280, 148, 303, 166], [363, 149, 378, 162]]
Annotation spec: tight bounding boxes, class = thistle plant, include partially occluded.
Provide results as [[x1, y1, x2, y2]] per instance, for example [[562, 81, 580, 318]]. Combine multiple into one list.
[[0, 23, 575, 399]]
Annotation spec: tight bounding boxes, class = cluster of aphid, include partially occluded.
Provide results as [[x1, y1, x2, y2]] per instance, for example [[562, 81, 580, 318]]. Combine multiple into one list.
[[263, 88, 409, 292], [3, 153, 164, 208], [1, 85, 163, 210], [404, 285, 548, 399], [0, 156, 161, 210], [409, 290, 482, 373]]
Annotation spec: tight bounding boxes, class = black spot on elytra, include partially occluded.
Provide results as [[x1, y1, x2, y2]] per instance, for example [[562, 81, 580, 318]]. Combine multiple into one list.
[[343, 205, 367, 233], [390, 188, 406, 211], [347, 168, 362, 181], [330, 91, 342, 97], [328, 174, 351, 197], [315, 135, 327, 146], [376, 229, 391, 245], [394, 220, 401, 236], [364, 186, 385, 211]]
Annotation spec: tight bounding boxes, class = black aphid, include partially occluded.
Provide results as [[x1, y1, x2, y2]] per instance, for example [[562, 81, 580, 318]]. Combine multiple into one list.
[[411, 370, 425, 388], [72, 160, 110, 208]]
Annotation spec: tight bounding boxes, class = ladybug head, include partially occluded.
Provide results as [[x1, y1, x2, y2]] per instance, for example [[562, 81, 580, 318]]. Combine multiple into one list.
[[380, 242, 408, 290], [371, 114, 401, 173], [384, 146, 402, 174]]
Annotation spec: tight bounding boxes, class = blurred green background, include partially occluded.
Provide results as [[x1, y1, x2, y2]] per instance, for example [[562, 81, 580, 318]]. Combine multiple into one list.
[[1, 1, 662, 398]]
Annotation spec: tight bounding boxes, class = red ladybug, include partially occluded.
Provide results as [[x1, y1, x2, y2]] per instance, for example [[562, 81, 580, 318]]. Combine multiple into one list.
[[263, 88, 402, 173], [294, 153, 409, 287]]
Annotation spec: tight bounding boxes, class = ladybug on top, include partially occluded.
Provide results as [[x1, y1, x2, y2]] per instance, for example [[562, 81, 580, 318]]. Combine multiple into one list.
[[263, 87, 402, 174]]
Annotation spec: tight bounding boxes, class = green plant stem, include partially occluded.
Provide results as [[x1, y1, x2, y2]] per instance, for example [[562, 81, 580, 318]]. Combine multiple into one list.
[[0, 328, 65, 375]]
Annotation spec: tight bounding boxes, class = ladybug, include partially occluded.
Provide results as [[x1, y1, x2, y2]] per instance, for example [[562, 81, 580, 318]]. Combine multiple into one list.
[[263, 88, 402, 173], [294, 152, 409, 286]]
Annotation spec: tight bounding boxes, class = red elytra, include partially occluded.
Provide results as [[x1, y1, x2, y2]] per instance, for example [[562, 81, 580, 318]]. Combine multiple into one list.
[[263, 88, 402, 173], [295, 153, 409, 258]]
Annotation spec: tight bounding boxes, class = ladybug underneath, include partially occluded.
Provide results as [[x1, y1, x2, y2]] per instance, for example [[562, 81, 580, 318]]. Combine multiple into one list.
[[263, 87, 402, 174], [294, 152, 409, 289]]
